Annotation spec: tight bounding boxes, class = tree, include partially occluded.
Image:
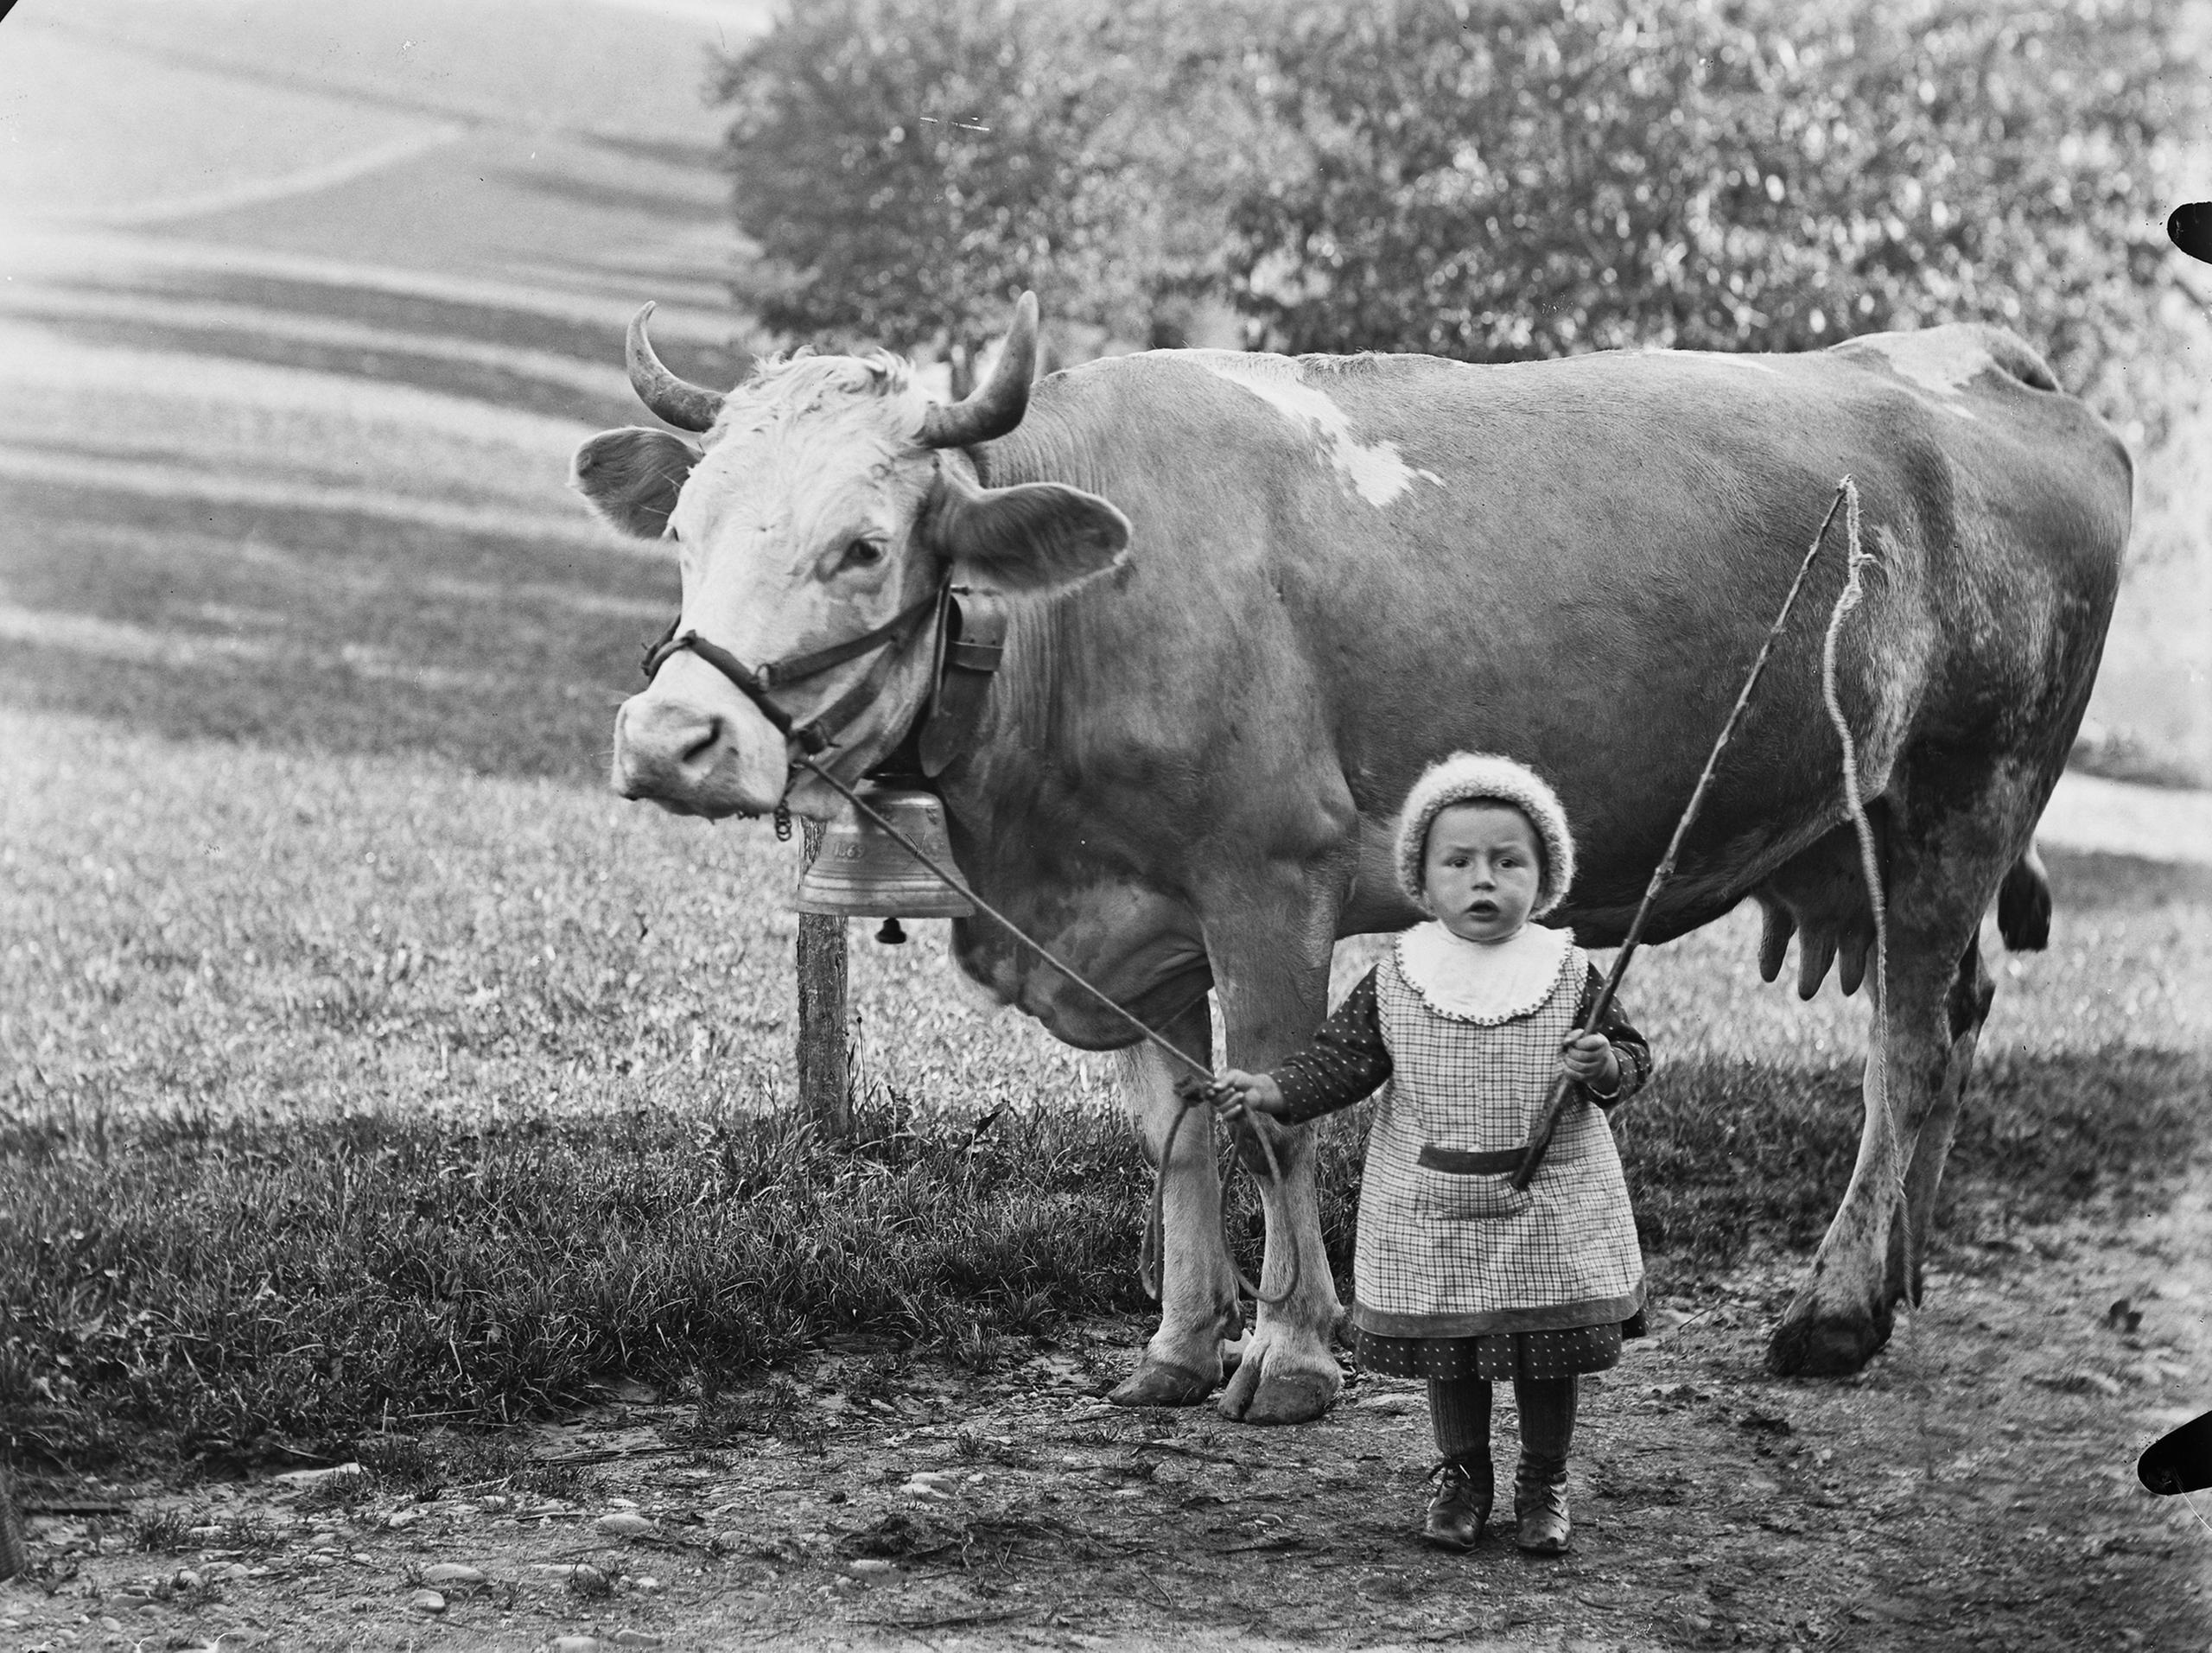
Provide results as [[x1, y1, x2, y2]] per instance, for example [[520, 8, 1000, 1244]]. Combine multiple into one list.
[[715, 0, 1279, 372], [1224, 0, 2197, 411]]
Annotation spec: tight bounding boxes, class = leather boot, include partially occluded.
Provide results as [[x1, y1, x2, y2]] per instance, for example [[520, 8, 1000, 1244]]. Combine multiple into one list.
[[1513, 1462, 1571, 1554], [1421, 1458, 1493, 1550]]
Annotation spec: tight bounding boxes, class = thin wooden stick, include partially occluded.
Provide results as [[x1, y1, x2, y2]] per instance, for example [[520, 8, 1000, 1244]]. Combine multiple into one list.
[[1510, 479, 1853, 1190]]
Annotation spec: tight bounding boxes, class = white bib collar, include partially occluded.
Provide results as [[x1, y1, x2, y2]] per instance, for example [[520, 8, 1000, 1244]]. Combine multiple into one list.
[[1394, 920, 1572, 1024]]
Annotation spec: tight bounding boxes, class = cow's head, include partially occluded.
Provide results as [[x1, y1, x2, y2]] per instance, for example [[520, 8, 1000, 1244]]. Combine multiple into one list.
[[575, 293, 1129, 819]]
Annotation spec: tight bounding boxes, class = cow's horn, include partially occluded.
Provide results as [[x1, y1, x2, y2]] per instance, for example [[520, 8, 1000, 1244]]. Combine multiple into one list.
[[626, 302, 725, 433], [919, 291, 1039, 448]]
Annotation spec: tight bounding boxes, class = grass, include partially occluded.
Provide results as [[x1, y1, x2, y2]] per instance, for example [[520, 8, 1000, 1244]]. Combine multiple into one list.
[[4, 711, 2209, 1465], [0, 1093, 1153, 1464]]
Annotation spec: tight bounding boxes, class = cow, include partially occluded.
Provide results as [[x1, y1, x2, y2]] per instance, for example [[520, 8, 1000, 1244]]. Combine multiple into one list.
[[573, 293, 2131, 1422]]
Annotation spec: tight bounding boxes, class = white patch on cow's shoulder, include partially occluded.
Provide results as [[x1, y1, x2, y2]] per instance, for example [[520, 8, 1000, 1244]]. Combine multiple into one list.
[[1641, 347, 1781, 377], [1846, 331, 1986, 418], [1164, 351, 1442, 507]]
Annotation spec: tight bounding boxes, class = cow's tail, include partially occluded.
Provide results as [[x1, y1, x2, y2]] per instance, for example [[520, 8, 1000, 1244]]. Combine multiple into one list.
[[1997, 845, 2051, 952]]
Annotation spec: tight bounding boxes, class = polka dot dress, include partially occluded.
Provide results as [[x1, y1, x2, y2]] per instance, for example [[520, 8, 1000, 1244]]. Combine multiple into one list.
[[1357, 1312, 1644, 1383]]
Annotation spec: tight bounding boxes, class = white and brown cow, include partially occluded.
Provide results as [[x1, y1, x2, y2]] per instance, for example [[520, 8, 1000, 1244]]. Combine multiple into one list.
[[574, 294, 2130, 1421]]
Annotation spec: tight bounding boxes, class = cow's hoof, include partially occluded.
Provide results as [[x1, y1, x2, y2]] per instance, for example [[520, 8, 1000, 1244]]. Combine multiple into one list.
[[1107, 1357, 1217, 1408], [1766, 1298, 1889, 1376], [1217, 1334, 1340, 1425], [1230, 1368, 1338, 1426]]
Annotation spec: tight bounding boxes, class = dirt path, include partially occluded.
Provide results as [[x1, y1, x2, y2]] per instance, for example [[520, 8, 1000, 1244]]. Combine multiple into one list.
[[8, 1165, 2209, 1653]]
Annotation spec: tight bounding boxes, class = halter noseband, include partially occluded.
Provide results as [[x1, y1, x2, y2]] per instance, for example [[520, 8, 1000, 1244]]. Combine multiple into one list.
[[639, 586, 944, 758]]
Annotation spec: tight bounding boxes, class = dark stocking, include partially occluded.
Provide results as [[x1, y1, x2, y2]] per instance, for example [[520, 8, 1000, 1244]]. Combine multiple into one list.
[[1427, 1376, 1493, 1472], [1514, 1375, 1579, 1482]]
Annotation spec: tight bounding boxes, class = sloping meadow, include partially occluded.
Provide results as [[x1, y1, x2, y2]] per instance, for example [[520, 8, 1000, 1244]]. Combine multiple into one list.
[[4, 709, 2207, 1464]]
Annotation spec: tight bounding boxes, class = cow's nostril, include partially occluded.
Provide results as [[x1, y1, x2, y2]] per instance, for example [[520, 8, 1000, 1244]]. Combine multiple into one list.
[[678, 715, 722, 766]]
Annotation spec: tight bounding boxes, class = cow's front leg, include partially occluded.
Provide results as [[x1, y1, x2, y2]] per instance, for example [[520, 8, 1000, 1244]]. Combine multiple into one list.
[[1108, 997, 1243, 1407], [1216, 1109, 1344, 1424], [1205, 886, 1348, 1426]]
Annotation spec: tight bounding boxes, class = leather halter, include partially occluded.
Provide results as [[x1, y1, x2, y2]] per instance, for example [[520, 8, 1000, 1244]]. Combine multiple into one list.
[[639, 588, 942, 757]]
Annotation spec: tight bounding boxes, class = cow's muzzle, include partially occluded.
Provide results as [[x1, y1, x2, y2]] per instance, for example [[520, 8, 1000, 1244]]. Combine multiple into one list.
[[610, 683, 788, 817]]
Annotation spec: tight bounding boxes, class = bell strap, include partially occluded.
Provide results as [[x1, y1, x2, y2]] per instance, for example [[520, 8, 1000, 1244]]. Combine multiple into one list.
[[918, 587, 1007, 778]]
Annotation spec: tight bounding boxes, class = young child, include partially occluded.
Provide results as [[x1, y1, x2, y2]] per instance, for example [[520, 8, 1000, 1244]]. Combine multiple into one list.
[[1213, 753, 1649, 1555]]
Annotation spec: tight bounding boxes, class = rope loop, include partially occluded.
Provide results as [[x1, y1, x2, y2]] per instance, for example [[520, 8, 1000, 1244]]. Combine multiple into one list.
[[1141, 1081, 1297, 1309]]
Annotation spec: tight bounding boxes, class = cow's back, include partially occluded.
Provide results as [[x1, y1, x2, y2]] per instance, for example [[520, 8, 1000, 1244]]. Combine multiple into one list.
[[979, 328, 2131, 926]]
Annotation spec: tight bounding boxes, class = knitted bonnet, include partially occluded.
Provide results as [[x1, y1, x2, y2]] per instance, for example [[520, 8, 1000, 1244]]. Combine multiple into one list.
[[1393, 752, 1577, 919]]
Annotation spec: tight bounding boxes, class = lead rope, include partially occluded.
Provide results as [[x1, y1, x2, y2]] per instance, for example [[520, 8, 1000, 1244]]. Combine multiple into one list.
[[1817, 481, 1930, 1459], [791, 753, 1298, 1309]]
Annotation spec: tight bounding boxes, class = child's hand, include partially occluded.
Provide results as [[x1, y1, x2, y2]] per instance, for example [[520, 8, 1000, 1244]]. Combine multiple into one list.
[[1210, 1069, 1287, 1122], [1560, 1029, 1620, 1092]]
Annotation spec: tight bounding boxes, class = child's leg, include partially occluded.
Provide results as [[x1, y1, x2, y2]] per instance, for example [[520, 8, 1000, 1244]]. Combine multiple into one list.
[[1513, 1373, 1578, 1475], [1511, 1376, 1578, 1554], [1427, 1376, 1493, 1466], [1421, 1377, 1494, 1548]]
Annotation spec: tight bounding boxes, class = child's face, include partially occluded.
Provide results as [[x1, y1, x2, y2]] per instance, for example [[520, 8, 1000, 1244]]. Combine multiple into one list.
[[1423, 802, 1544, 944]]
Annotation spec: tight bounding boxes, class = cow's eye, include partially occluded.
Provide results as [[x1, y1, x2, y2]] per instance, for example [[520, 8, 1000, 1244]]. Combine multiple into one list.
[[842, 539, 885, 570]]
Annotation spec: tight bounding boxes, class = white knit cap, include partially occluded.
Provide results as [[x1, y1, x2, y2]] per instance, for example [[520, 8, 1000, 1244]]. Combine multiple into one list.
[[1394, 752, 1577, 918]]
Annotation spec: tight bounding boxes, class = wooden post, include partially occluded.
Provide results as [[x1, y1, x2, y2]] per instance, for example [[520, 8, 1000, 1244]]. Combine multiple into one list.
[[796, 818, 851, 1137], [0, 1462, 26, 1582]]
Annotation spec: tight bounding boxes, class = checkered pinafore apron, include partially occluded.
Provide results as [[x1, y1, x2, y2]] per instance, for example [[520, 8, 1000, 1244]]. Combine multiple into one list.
[[1351, 937, 1644, 1341]]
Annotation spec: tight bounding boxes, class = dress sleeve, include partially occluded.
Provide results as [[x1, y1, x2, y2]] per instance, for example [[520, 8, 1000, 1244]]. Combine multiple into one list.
[[1269, 968, 1394, 1124], [1573, 962, 1652, 1110]]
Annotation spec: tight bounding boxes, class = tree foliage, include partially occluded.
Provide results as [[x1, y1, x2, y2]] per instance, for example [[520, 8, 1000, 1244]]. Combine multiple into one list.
[[718, 0, 2196, 414], [1224, 0, 2195, 404], [715, 0, 1274, 368]]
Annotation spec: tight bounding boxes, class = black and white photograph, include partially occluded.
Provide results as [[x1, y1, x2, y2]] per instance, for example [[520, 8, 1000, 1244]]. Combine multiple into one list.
[[2, 0, 2209, 1647]]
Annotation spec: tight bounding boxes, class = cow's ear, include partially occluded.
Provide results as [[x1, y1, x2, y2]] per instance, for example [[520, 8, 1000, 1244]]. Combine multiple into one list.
[[925, 467, 1130, 593], [571, 427, 698, 539]]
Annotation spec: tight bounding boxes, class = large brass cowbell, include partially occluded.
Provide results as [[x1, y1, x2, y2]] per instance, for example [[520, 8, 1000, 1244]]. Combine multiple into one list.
[[794, 782, 974, 941]]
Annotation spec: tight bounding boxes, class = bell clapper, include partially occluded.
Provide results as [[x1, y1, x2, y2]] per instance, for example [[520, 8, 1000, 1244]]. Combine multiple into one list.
[[875, 918, 908, 945]]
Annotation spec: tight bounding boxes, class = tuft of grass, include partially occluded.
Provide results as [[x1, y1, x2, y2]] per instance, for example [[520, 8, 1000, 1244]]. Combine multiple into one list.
[[132, 1509, 196, 1554], [353, 1434, 442, 1497], [677, 1376, 825, 1453], [132, 1505, 283, 1555], [953, 1429, 1035, 1470], [292, 1464, 375, 1511], [348, 1432, 588, 1500]]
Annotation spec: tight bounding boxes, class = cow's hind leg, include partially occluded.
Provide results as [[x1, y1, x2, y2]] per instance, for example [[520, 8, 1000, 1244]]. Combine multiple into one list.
[[1890, 938, 1995, 1309], [1767, 804, 2018, 1376], [1108, 997, 1243, 1408], [1897, 849, 2047, 1298]]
